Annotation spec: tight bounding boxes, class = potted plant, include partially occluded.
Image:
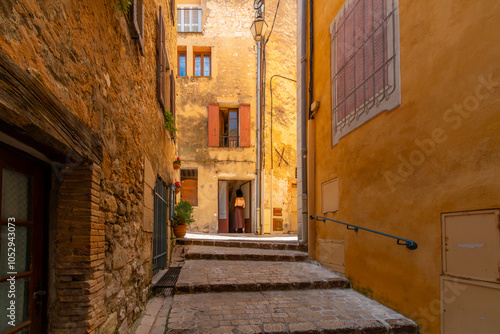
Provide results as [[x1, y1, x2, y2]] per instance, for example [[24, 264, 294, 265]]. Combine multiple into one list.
[[172, 200, 194, 238], [174, 181, 181, 194], [173, 157, 181, 169]]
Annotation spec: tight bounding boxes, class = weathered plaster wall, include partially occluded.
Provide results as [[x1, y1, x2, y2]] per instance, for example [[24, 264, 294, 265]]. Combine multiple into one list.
[[0, 0, 177, 332], [177, 0, 257, 233], [262, 0, 297, 233], [309, 0, 500, 333], [177, 0, 297, 234]]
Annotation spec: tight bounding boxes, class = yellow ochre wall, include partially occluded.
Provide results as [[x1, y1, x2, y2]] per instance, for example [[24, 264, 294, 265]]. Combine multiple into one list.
[[308, 0, 500, 333]]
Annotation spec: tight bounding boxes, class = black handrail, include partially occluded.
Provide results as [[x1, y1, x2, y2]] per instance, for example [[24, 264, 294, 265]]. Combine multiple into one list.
[[310, 215, 418, 250]]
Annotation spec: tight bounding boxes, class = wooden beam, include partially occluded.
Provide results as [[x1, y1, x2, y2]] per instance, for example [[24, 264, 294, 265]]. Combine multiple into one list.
[[0, 48, 102, 164]]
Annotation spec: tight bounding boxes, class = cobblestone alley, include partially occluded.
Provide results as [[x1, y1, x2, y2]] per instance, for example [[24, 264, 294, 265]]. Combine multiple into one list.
[[132, 236, 417, 334]]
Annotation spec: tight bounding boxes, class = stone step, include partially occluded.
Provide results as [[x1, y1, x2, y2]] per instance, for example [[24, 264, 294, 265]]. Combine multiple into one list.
[[175, 260, 348, 294], [185, 245, 308, 262], [177, 238, 307, 252], [167, 289, 417, 333]]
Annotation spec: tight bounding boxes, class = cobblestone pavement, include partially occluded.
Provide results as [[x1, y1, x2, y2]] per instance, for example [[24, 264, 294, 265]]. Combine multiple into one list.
[[175, 260, 348, 293], [167, 289, 416, 333], [185, 245, 308, 262]]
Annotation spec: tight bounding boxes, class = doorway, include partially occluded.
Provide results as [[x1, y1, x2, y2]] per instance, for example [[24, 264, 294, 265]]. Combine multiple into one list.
[[218, 180, 251, 233], [0, 146, 48, 334]]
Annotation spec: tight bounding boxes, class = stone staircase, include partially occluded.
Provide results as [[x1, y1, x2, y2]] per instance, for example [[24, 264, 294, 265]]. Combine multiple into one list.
[[166, 238, 418, 334]]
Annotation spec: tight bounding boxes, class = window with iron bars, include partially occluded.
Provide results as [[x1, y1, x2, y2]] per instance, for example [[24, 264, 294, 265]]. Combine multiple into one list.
[[177, 6, 202, 32], [330, 0, 400, 146]]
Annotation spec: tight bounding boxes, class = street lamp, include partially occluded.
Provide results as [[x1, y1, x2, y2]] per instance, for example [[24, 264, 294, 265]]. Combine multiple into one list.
[[250, 11, 268, 42]]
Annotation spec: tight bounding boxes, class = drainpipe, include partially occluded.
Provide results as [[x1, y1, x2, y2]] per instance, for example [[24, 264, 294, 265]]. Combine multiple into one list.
[[256, 40, 262, 234], [297, 0, 308, 245], [307, 0, 315, 257]]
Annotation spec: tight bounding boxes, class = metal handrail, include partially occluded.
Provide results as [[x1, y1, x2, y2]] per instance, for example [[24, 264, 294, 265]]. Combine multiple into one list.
[[310, 215, 418, 250]]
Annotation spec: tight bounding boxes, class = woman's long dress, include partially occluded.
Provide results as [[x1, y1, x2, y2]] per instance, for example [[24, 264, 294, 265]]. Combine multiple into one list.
[[234, 200, 245, 230]]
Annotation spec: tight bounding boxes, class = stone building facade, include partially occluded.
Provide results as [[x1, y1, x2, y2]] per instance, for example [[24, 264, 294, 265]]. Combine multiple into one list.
[[176, 0, 297, 234], [0, 0, 178, 333]]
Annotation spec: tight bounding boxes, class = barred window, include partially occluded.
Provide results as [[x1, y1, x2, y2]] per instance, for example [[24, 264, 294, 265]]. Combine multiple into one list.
[[330, 0, 400, 145], [177, 6, 202, 32]]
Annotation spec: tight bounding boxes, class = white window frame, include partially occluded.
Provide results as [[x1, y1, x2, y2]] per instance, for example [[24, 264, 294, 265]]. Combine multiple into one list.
[[177, 5, 202, 32], [330, 0, 401, 146]]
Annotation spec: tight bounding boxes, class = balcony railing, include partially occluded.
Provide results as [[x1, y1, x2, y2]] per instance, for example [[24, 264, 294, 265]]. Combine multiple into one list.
[[177, 8, 202, 32], [219, 136, 239, 147], [310, 215, 418, 250]]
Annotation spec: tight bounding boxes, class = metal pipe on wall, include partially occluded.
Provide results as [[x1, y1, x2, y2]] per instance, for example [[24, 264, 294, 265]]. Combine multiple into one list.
[[297, 0, 308, 245], [256, 40, 262, 234]]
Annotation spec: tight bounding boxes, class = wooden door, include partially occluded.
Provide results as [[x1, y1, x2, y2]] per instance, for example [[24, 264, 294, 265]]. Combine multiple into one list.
[[218, 181, 228, 233], [0, 146, 46, 334]]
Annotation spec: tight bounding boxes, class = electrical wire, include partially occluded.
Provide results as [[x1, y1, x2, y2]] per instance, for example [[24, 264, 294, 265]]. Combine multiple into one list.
[[265, 0, 281, 45]]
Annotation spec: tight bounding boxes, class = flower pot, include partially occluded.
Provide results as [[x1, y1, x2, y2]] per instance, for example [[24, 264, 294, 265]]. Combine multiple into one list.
[[173, 163, 180, 169], [173, 224, 187, 238], [175, 188, 180, 194]]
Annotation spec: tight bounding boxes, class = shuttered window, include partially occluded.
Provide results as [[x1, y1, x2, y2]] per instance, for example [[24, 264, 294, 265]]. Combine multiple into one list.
[[177, 6, 202, 32], [170, 72, 176, 124], [130, 0, 145, 56], [330, 0, 400, 145], [207, 104, 251, 148], [157, 7, 170, 109], [239, 104, 251, 147], [181, 169, 198, 206], [208, 103, 219, 147]]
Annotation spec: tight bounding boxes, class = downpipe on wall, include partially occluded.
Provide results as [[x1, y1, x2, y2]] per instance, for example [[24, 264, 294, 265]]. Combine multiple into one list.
[[297, 0, 308, 245], [256, 40, 263, 234]]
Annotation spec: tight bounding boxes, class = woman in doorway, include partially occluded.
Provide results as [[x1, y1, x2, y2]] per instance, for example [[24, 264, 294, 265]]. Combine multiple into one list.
[[234, 189, 245, 233]]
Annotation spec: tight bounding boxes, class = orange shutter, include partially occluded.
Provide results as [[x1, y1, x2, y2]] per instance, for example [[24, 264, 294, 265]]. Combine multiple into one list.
[[208, 103, 219, 147], [181, 179, 198, 206], [239, 104, 251, 147]]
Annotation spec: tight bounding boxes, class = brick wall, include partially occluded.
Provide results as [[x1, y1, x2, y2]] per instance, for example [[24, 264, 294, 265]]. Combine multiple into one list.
[[53, 164, 105, 333]]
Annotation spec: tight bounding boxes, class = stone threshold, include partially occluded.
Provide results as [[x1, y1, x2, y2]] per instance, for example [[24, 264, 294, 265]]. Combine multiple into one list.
[[185, 245, 308, 262], [177, 238, 308, 252], [175, 278, 349, 294]]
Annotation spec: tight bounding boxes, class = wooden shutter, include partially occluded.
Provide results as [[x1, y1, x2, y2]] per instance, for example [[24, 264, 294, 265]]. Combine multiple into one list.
[[208, 103, 219, 147], [170, 72, 176, 124], [131, 0, 145, 56], [181, 179, 198, 206], [170, 0, 176, 25], [157, 7, 170, 108], [239, 104, 251, 147]]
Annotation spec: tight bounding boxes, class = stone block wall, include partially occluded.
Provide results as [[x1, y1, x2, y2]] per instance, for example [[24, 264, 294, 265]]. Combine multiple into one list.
[[0, 0, 178, 332]]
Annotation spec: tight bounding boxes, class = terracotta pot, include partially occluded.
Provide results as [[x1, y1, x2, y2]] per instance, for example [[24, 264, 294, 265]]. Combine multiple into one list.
[[175, 187, 180, 194], [173, 163, 180, 169], [173, 224, 187, 238]]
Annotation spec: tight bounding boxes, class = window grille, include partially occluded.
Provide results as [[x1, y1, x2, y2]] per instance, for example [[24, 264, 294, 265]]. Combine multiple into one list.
[[153, 178, 169, 276], [330, 0, 400, 145], [177, 6, 202, 32]]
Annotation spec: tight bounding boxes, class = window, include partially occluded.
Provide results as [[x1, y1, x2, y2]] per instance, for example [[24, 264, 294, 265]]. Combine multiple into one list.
[[194, 50, 211, 77], [208, 103, 251, 147], [330, 0, 400, 145], [219, 108, 239, 147], [178, 49, 187, 77], [153, 178, 169, 276], [157, 7, 170, 109], [177, 6, 202, 32], [181, 169, 198, 206]]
